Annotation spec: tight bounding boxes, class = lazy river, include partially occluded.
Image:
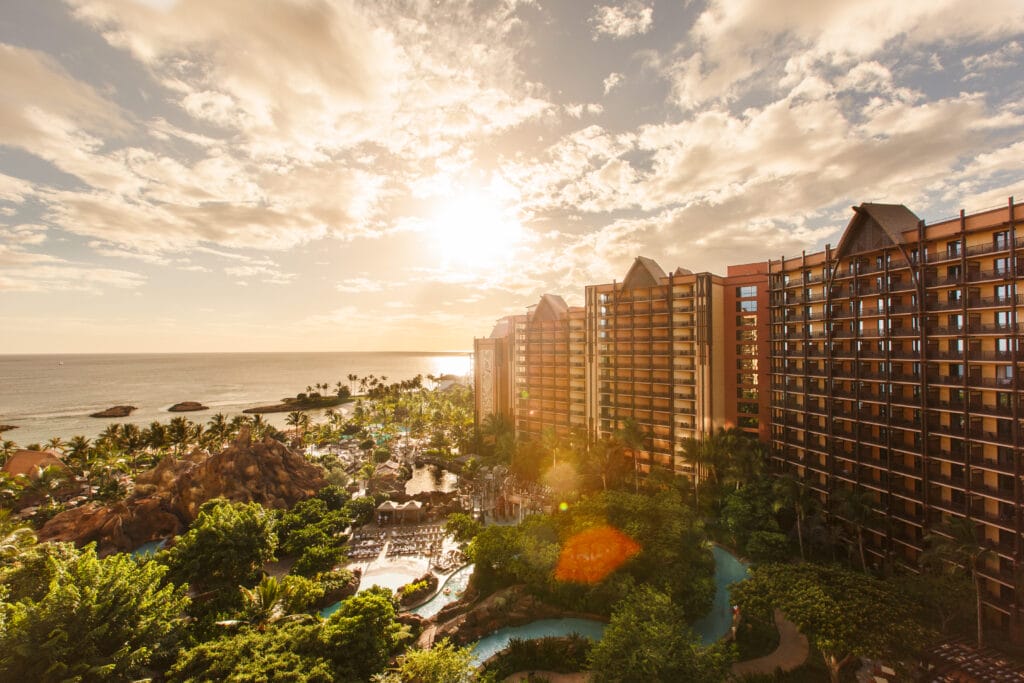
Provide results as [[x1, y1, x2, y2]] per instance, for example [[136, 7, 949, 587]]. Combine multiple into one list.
[[470, 544, 748, 662]]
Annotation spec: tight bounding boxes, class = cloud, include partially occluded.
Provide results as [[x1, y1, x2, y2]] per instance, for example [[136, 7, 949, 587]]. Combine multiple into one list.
[[336, 277, 386, 293], [962, 41, 1023, 77], [591, 2, 653, 40], [602, 72, 624, 95], [669, 0, 1024, 109], [0, 243, 145, 293], [223, 263, 295, 285]]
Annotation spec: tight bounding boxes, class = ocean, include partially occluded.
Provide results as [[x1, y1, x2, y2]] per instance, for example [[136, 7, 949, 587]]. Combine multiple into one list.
[[0, 352, 473, 447]]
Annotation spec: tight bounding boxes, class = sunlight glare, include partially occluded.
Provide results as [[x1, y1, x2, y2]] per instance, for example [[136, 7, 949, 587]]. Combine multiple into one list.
[[427, 190, 523, 268]]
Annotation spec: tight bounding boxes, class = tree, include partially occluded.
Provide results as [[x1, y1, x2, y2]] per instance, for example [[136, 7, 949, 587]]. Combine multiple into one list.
[[161, 498, 277, 591], [922, 516, 996, 647], [732, 563, 931, 683], [831, 486, 875, 572], [0, 545, 190, 681], [773, 473, 818, 561], [170, 587, 407, 683], [380, 638, 475, 683], [614, 417, 649, 493], [444, 512, 482, 544], [588, 585, 733, 683]]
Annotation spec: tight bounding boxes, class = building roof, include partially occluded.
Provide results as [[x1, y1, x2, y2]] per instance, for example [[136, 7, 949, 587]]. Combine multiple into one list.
[[2, 450, 66, 478], [622, 256, 667, 290], [673, 266, 693, 276], [835, 203, 921, 258], [530, 294, 569, 323]]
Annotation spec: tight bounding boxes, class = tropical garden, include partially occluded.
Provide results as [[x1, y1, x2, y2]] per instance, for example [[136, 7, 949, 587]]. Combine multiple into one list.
[[0, 373, 1008, 681]]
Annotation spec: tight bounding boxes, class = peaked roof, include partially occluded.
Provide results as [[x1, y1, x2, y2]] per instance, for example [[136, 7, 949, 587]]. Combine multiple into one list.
[[673, 266, 693, 276], [2, 450, 66, 478], [489, 317, 511, 339], [835, 203, 921, 259], [530, 294, 569, 323], [622, 256, 667, 290]]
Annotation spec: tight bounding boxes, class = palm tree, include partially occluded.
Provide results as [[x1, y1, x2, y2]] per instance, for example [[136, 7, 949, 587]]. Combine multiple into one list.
[[66, 436, 91, 471], [206, 413, 228, 448], [541, 426, 562, 467], [923, 517, 995, 648], [614, 417, 649, 493], [0, 440, 16, 466], [831, 486, 874, 572], [347, 373, 358, 392], [285, 411, 309, 441], [773, 473, 817, 561], [167, 417, 193, 456], [680, 436, 709, 508], [45, 437, 66, 454], [239, 576, 306, 629], [145, 421, 169, 452]]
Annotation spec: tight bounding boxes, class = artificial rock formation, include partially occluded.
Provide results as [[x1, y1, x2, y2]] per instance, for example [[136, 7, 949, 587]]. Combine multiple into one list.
[[39, 429, 326, 555]]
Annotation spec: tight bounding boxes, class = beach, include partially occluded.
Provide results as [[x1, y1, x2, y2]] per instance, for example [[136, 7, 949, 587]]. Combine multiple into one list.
[[0, 351, 471, 445]]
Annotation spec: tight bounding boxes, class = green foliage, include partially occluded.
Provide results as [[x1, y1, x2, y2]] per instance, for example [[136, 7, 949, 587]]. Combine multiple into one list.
[[445, 512, 482, 544], [293, 543, 346, 577], [171, 587, 408, 683], [467, 490, 714, 618], [0, 545, 189, 681], [745, 530, 791, 563], [315, 485, 350, 511], [482, 635, 593, 681], [732, 563, 933, 682], [0, 540, 78, 603], [343, 495, 377, 526], [385, 638, 476, 683], [161, 499, 277, 591], [588, 585, 734, 683], [720, 479, 780, 550], [400, 579, 429, 598]]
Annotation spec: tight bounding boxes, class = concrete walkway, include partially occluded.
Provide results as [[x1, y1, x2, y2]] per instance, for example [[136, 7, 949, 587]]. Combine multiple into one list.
[[731, 609, 809, 678], [504, 673, 589, 682]]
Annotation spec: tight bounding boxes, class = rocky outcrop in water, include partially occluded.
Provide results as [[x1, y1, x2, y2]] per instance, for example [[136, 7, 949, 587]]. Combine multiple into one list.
[[90, 405, 136, 418], [168, 401, 208, 412], [39, 429, 326, 555]]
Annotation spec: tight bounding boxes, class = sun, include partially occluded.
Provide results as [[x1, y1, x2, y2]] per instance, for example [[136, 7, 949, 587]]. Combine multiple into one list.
[[426, 190, 524, 268]]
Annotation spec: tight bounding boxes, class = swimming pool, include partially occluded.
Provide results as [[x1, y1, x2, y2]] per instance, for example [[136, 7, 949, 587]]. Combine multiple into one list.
[[470, 544, 748, 661], [410, 563, 475, 619]]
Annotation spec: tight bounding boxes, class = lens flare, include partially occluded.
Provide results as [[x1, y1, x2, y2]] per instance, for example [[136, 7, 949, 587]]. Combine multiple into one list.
[[554, 525, 641, 584]]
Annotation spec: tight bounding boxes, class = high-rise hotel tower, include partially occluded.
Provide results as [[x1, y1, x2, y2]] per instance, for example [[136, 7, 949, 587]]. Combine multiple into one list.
[[769, 199, 1024, 635]]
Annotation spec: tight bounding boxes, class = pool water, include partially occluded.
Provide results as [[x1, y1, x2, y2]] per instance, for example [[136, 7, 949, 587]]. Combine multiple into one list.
[[469, 544, 748, 661], [411, 563, 474, 619], [471, 618, 606, 665], [130, 539, 167, 558], [691, 545, 750, 645]]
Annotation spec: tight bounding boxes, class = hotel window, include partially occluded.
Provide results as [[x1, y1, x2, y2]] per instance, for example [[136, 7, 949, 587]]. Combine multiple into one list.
[[994, 257, 1010, 274], [738, 300, 758, 312], [995, 284, 1015, 301], [737, 314, 757, 326], [737, 285, 758, 298], [947, 265, 961, 280], [994, 231, 1010, 249], [996, 338, 1014, 354], [947, 240, 961, 257], [996, 310, 1012, 328]]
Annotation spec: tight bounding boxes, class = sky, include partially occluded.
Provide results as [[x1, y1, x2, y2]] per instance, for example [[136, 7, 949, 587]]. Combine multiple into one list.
[[1, 0, 1023, 353]]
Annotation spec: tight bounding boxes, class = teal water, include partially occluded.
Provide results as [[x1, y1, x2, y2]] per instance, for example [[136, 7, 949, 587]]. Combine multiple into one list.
[[130, 539, 166, 558], [470, 545, 749, 663], [410, 563, 474, 618], [471, 618, 605, 665], [692, 545, 750, 645]]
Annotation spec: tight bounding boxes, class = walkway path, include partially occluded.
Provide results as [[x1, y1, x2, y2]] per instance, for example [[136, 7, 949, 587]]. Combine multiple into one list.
[[730, 609, 809, 678], [503, 673, 589, 682]]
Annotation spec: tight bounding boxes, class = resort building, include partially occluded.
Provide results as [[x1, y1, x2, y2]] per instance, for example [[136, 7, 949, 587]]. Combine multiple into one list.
[[474, 257, 771, 476], [768, 199, 1024, 637]]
